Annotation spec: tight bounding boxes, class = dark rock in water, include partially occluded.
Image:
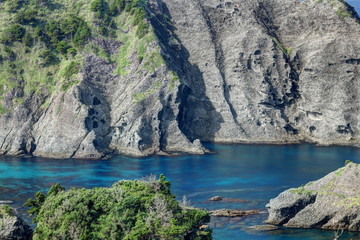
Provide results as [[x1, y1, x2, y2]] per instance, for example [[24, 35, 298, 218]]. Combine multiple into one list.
[[208, 196, 249, 202], [209, 196, 223, 201], [210, 209, 260, 217], [248, 225, 280, 231], [265, 162, 360, 231], [0, 205, 32, 240]]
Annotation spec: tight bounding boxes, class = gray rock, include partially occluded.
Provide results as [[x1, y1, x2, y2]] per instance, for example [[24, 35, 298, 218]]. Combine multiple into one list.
[[207, 196, 249, 202], [248, 225, 280, 231], [266, 162, 360, 231], [0, 205, 32, 240], [1, 0, 360, 158], [208, 196, 223, 201], [210, 209, 260, 217]]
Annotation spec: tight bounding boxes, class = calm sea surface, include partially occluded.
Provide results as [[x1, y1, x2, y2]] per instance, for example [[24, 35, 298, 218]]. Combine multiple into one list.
[[1, 144, 360, 239]]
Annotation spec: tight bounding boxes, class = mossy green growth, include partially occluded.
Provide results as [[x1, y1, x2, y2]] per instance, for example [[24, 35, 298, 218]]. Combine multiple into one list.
[[0, 0, 157, 111], [133, 81, 162, 102], [336, 7, 351, 18], [0, 205, 14, 218], [168, 71, 180, 91], [24, 175, 211, 240], [271, 37, 292, 56], [0, 104, 7, 115], [289, 185, 314, 196]]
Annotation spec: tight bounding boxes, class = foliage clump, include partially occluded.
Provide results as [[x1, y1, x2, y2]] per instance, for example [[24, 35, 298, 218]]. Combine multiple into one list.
[[24, 175, 211, 240], [0, 205, 15, 218], [0, 0, 156, 114]]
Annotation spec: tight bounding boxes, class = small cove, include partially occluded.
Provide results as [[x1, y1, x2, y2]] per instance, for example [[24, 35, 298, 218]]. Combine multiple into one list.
[[1, 143, 360, 239]]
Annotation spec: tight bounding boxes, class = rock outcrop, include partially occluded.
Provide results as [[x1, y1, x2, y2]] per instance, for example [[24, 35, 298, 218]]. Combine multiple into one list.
[[1, 0, 360, 159], [0, 205, 32, 240], [266, 162, 360, 231], [210, 209, 260, 217]]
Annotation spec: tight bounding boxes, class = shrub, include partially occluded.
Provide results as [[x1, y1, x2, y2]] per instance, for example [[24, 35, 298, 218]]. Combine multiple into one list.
[[15, 9, 38, 25], [1, 24, 26, 43], [136, 21, 149, 39], [24, 176, 211, 240], [6, 0, 24, 13], [132, 7, 146, 25], [55, 40, 71, 55], [22, 32, 33, 47], [72, 22, 91, 46], [45, 20, 63, 44], [3, 46, 16, 61], [38, 49, 54, 66]]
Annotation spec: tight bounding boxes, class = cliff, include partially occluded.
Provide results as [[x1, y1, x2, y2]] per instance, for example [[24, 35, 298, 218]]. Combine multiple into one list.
[[0, 205, 32, 240], [0, 0, 360, 159], [265, 162, 360, 231]]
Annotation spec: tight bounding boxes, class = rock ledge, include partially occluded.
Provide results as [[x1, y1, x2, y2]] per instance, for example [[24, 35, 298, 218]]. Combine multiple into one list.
[[266, 162, 360, 231]]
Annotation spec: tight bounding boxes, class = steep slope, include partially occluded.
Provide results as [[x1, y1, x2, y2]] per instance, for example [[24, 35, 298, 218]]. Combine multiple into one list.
[[0, 0, 360, 159], [265, 162, 360, 231], [0, 0, 205, 158], [158, 0, 360, 145]]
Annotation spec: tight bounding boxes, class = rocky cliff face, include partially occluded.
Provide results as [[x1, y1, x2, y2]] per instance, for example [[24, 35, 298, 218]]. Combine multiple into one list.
[[0, 0, 360, 159], [0, 205, 32, 240], [265, 162, 360, 231]]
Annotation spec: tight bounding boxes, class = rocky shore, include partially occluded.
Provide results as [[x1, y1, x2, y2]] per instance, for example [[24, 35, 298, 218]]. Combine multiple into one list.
[[0, 205, 32, 240], [266, 162, 360, 231]]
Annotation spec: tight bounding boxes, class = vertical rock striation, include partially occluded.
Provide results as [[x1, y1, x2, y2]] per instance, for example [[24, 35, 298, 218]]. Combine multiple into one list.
[[0, 0, 360, 158]]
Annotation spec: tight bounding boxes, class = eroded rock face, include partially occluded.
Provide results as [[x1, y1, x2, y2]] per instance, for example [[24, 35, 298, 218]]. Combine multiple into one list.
[[1, 0, 360, 159], [0, 206, 32, 240], [266, 163, 360, 231]]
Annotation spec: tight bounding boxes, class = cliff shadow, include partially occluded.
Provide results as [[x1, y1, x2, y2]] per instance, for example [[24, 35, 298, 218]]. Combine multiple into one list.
[[146, 0, 224, 143]]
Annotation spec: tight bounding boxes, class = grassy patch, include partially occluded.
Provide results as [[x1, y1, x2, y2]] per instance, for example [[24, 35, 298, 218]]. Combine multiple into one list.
[[133, 81, 162, 102], [168, 71, 179, 91], [289, 185, 314, 196], [336, 8, 351, 18], [0, 205, 14, 218], [271, 37, 292, 56], [0, 0, 159, 109]]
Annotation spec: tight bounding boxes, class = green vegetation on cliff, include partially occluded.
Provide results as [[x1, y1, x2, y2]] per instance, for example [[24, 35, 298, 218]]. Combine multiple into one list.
[[0, 0, 163, 114], [24, 175, 211, 240], [0, 204, 14, 218]]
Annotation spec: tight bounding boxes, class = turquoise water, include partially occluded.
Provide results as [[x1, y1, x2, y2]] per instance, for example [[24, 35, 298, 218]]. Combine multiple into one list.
[[1, 144, 360, 239]]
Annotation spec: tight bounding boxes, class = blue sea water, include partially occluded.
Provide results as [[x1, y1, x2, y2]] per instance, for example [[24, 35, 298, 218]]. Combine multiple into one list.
[[1, 144, 360, 239], [346, 0, 360, 14]]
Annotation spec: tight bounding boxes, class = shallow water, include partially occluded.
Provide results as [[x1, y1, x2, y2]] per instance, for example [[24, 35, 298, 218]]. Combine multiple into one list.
[[1, 144, 360, 239]]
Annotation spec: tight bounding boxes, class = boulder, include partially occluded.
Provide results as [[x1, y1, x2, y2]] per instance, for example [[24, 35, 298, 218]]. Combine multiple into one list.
[[208, 196, 249, 202], [208, 196, 223, 201], [0, 205, 32, 240], [266, 162, 360, 231]]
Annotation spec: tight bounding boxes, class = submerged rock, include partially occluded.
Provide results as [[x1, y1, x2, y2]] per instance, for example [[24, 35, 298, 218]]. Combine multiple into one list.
[[266, 162, 360, 231], [210, 209, 260, 217], [0, 205, 32, 240], [248, 225, 280, 231]]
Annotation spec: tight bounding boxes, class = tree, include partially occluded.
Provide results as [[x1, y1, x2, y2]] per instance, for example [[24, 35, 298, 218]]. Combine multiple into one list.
[[24, 177, 212, 240]]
